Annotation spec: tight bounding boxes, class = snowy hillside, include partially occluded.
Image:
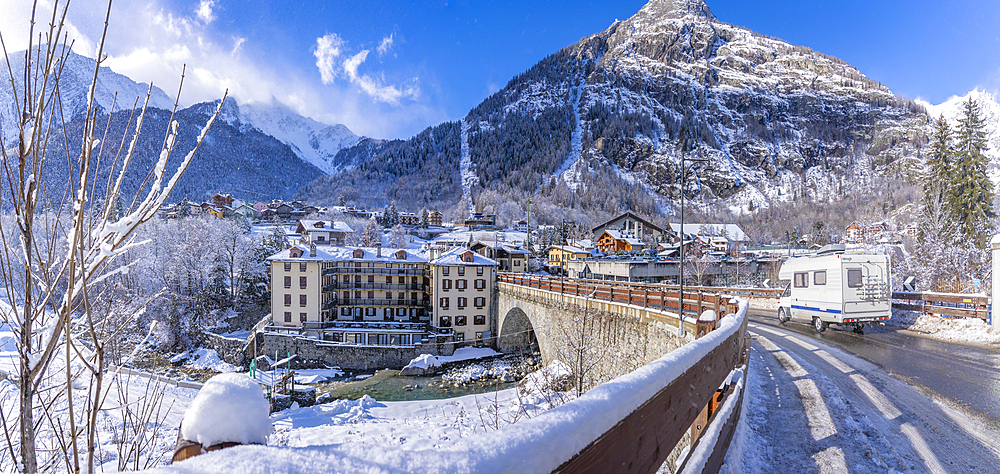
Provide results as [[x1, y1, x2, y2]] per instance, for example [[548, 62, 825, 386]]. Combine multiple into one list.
[[917, 89, 1000, 185], [230, 101, 360, 174], [0, 49, 174, 147], [0, 50, 360, 176]]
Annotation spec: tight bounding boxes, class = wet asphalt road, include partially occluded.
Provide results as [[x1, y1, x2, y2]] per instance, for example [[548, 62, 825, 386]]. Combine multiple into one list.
[[748, 309, 1000, 423]]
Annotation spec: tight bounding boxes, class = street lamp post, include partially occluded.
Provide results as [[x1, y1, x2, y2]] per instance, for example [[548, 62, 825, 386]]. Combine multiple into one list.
[[678, 150, 709, 337]]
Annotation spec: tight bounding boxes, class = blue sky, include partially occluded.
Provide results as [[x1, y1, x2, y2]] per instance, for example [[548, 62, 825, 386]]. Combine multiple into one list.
[[1, 0, 998, 139]]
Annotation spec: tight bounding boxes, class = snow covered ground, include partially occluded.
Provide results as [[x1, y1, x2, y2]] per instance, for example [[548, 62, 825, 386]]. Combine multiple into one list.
[[887, 309, 1000, 346], [722, 323, 1000, 473]]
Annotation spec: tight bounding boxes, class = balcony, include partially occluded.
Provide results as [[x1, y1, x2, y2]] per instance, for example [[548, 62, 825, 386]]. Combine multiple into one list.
[[302, 320, 428, 332], [334, 298, 424, 307], [323, 267, 426, 277], [322, 282, 424, 292]]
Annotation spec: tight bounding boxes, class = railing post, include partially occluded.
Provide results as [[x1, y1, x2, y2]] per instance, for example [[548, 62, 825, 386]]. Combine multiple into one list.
[[697, 291, 704, 316], [690, 309, 718, 446], [644, 288, 649, 308]]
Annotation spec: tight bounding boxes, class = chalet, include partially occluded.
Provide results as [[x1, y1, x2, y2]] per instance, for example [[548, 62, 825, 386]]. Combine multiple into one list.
[[399, 212, 420, 226], [595, 230, 645, 254], [211, 193, 234, 207], [592, 211, 664, 242], [470, 240, 529, 273], [546, 245, 590, 273], [514, 220, 529, 232], [464, 214, 497, 230], [428, 211, 444, 227], [845, 221, 864, 242], [667, 223, 748, 254], [296, 220, 354, 246]]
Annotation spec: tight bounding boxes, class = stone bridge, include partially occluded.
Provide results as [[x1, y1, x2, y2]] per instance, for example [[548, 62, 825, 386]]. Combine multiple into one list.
[[495, 275, 739, 388]]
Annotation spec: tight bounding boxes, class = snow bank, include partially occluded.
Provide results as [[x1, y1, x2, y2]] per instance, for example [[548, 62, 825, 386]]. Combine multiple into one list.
[[888, 309, 1000, 345], [187, 348, 241, 373], [401, 347, 501, 372], [180, 373, 272, 447], [403, 353, 439, 372]]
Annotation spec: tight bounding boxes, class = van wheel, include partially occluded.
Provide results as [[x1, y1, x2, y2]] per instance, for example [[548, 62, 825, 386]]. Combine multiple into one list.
[[778, 308, 789, 324], [813, 317, 828, 333]]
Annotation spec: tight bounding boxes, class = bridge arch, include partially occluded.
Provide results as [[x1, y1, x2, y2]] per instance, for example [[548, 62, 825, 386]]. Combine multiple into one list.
[[497, 307, 539, 355]]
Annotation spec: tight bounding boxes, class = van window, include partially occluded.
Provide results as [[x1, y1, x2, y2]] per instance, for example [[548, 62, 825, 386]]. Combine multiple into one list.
[[814, 271, 827, 285], [847, 269, 863, 288], [794, 272, 808, 288]]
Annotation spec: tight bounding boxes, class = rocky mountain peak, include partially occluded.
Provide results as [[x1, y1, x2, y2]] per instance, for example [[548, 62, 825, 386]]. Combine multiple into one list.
[[635, 0, 715, 22]]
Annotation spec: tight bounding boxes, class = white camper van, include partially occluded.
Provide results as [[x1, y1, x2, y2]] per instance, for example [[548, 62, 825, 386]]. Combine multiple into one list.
[[777, 244, 891, 334]]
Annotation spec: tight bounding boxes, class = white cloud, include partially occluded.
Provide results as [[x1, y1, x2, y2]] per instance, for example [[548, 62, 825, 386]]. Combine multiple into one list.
[[313, 33, 345, 84], [342, 49, 418, 104], [2, 0, 442, 139], [196, 0, 216, 24], [376, 34, 394, 57]]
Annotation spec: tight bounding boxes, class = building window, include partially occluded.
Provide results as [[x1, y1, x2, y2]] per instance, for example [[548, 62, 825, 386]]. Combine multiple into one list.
[[299, 312, 307, 322], [342, 307, 350, 316], [317, 235, 325, 242], [300, 276, 307, 289], [343, 275, 350, 282], [442, 267, 449, 276], [411, 292, 417, 300], [475, 279, 485, 289], [457, 279, 467, 290], [514, 259, 521, 267], [355, 275, 362, 283], [847, 269, 863, 288], [384, 308, 392, 320], [475, 297, 485, 308], [355, 291, 362, 299], [366, 307, 375, 316], [284, 262, 292, 271], [284, 276, 291, 288], [814, 271, 827, 286], [477, 266, 484, 276], [368, 275, 375, 283], [456, 315, 467, 326], [458, 297, 467, 308], [386, 292, 393, 300], [440, 297, 449, 308], [299, 295, 307, 306], [368, 291, 374, 299], [442, 279, 452, 290], [455, 332, 465, 342], [332, 332, 343, 343], [299, 262, 307, 272], [440, 316, 452, 327], [283, 311, 291, 322], [284, 294, 291, 306], [474, 315, 485, 325], [458, 267, 465, 276], [386, 276, 393, 284]]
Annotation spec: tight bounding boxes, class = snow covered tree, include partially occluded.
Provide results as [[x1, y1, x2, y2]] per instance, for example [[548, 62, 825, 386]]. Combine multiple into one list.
[[381, 200, 400, 227], [390, 224, 409, 248], [361, 219, 384, 247], [420, 208, 429, 227], [0, 2, 227, 469], [948, 98, 994, 250]]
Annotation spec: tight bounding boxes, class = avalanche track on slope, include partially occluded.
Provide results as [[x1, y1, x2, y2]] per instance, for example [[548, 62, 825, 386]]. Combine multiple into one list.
[[721, 323, 1000, 473]]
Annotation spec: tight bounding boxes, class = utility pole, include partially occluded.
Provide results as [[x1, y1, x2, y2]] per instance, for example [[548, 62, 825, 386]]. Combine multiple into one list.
[[678, 140, 708, 337]]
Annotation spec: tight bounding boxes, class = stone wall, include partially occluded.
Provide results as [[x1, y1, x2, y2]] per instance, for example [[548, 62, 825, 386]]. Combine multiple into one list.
[[256, 332, 455, 370], [204, 332, 250, 368], [498, 285, 685, 392]]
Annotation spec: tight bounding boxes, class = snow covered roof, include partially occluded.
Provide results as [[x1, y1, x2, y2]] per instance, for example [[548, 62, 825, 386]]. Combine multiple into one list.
[[432, 230, 528, 245], [667, 223, 748, 241], [600, 230, 645, 246], [268, 246, 427, 263], [432, 247, 498, 267], [546, 245, 589, 254], [296, 220, 355, 234]]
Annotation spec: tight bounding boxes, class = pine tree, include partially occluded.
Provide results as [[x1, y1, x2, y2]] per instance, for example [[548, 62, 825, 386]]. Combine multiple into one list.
[[948, 98, 994, 249], [920, 115, 954, 246], [420, 208, 429, 227]]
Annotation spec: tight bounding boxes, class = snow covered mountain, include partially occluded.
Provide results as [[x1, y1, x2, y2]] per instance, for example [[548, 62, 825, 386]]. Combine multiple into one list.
[[917, 89, 1000, 185], [307, 0, 932, 219], [0, 50, 360, 176], [217, 100, 361, 174]]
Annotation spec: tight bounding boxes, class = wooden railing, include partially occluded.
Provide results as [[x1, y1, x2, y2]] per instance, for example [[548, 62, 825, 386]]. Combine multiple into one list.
[[892, 291, 989, 320]]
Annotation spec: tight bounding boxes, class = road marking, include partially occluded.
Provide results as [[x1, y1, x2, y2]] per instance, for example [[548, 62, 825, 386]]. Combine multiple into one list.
[[811, 446, 848, 474], [784, 335, 819, 351], [813, 350, 854, 374], [901, 423, 946, 473], [757, 335, 838, 441], [849, 374, 901, 420]]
